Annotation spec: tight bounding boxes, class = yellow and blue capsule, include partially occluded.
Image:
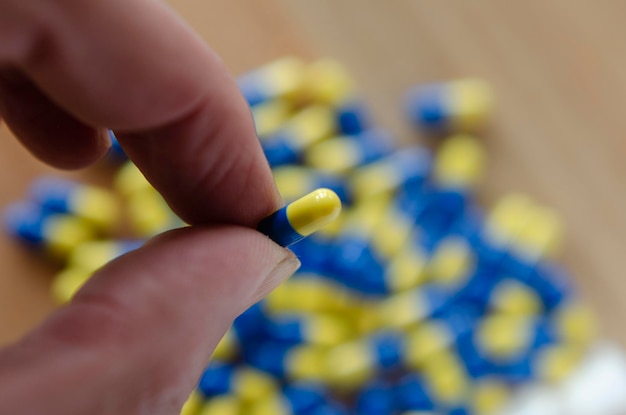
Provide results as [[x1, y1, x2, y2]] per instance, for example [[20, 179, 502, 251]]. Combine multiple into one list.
[[376, 285, 451, 329], [245, 341, 326, 382], [323, 331, 405, 390], [350, 147, 432, 201], [262, 105, 336, 166], [405, 78, 494, 134], [29, 177, 120, 230], [238, 57, 306, 106], [305, 129, 396, 175], [3, 201, 95, 260], [434, 134, 486, 190], [266, 312, 353, 347], [257, 188, 342, 247], [197, 362, 278, 403]]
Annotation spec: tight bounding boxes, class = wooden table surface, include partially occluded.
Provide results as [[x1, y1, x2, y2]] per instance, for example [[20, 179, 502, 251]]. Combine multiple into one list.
[[1, 0, 625, 346]]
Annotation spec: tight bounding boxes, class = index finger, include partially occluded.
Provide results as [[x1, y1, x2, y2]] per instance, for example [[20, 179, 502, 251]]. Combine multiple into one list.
[[2, 0, 281, 226]]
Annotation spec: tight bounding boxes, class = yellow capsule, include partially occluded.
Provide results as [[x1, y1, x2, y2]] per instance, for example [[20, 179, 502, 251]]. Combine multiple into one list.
[[370, 207, 416, 261], [232, 367, 278, 404], [44, 216, 96, 260], [404, 323, 452, 370], [305, 136, 362, 175], [212, 329, 238, 362], [486, 193, 534, 245], [258, 57, 307, 102], [301, 59, 355, 105], [285, 345, 327, 382], [248, 395, 290, 415], [325, 341, 375, 389], [265, 276, 353, 314], [377, 289, 427, 329], [476, 314, 535, 360], [304, 313, 354, 346], [471, 379, 510, 415], [555, 302, 597, 347], [385, 242, 428, 292], [127, 187, 181, 238], [285, 105, 336, 149], [434, 134, 486, 189], [51, 267, 93, 304], [198, 395, 241, 415], [490, 279, 542, 316], [427, 237, 474, 286], [516, 206, 564, 260], [252, 100, 293, 139], [114, 161, 152, 197], [449, 78, 494, 132], [422, 350, 469, 405], [535, 344, 585, 383], [180, 390, 204, 415]]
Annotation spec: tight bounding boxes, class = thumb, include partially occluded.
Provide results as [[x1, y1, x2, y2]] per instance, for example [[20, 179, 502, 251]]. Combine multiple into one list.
[[0, 226, 299, 415]]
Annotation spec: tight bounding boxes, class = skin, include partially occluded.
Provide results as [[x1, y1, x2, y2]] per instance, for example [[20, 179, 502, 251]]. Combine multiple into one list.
[[0, 0, 301, 413]]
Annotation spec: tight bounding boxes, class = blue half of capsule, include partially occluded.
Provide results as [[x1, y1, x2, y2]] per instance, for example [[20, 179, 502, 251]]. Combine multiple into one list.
[[405, 83, 449, 133], [355, 381, 394, 415], [336, 100, 372, 135], [393, 374, 435, 412], [197, 361, 235, 398], [283, 383, 329, 415]]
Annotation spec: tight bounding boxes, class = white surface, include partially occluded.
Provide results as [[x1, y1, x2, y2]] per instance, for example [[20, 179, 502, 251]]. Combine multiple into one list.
[[498, 342, 626, 415]]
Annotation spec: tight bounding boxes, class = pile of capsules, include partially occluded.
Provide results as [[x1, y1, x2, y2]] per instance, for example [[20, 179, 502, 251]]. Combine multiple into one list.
[[3, 58, 598, 415]]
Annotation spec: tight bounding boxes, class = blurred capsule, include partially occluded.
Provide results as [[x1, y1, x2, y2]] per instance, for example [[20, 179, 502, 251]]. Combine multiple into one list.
[[198, 395, 241, 415], [3, 202, 95, 260], [212, 329, 239, 362], [305, 129, 396, 175], [475, 313, 537, 362], [324, 331, 404, 390], [336, 99, 372, 135], [434, 134, 486, 190], [533, 343, 586, 383], [406, 78, 493, 134], [245, 341, 326, 382], [67, 240, 142, 273], [266, 313, 353, 347], [238, 57, 306, 106], [426, 236, 475, 287], [355, 381, 395, 415], [114, 161, 152, 197], [180, 390, 204, 415], [384, 239, 428, 293], [51, 239, 142, 303], [489, 279, 543, 316], [273, 166, 351, 204], [51, 267, 92, 304], [301, 59, 355, 105], [29, 177, 120, 230], [394, 374, 436, 413], [198, 362, 278, 404], [470, 378, 510, 415], [252, 100, 293, 139], [350, 147, 432, 201], [262, 105, 336, 167], [554, 301, 597, 347], [127, 187, 182, 237], [377, 285, 450, 329], [265, 276, 353, 315], [404, 322, 455, 370], [421, 350, 470, 407]]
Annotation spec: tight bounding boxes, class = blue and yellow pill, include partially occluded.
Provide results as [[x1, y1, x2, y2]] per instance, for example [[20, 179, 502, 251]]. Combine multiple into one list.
[[257, 188, 342, 247]]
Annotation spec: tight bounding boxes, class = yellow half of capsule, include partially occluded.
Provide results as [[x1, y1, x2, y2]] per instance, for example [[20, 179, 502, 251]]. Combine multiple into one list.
[[286, 188, 342, 236]]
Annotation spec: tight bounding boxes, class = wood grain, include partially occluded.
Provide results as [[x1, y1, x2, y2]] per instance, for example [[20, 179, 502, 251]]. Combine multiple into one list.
[[1, 0, 625, 346]]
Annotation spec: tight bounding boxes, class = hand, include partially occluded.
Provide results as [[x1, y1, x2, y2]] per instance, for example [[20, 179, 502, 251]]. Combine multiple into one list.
[[0, 1, 300, 413]]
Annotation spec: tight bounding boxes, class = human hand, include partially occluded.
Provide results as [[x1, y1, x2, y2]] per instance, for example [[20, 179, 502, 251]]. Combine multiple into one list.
[[0, 1, 300, 413]]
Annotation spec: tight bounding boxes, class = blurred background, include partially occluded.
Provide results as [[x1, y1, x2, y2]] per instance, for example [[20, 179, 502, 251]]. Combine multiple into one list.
[[1, 1, 626, 414]]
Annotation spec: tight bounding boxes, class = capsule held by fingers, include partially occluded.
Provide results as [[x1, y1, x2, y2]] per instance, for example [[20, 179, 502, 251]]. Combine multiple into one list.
[[258, 188, 342, 247]]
